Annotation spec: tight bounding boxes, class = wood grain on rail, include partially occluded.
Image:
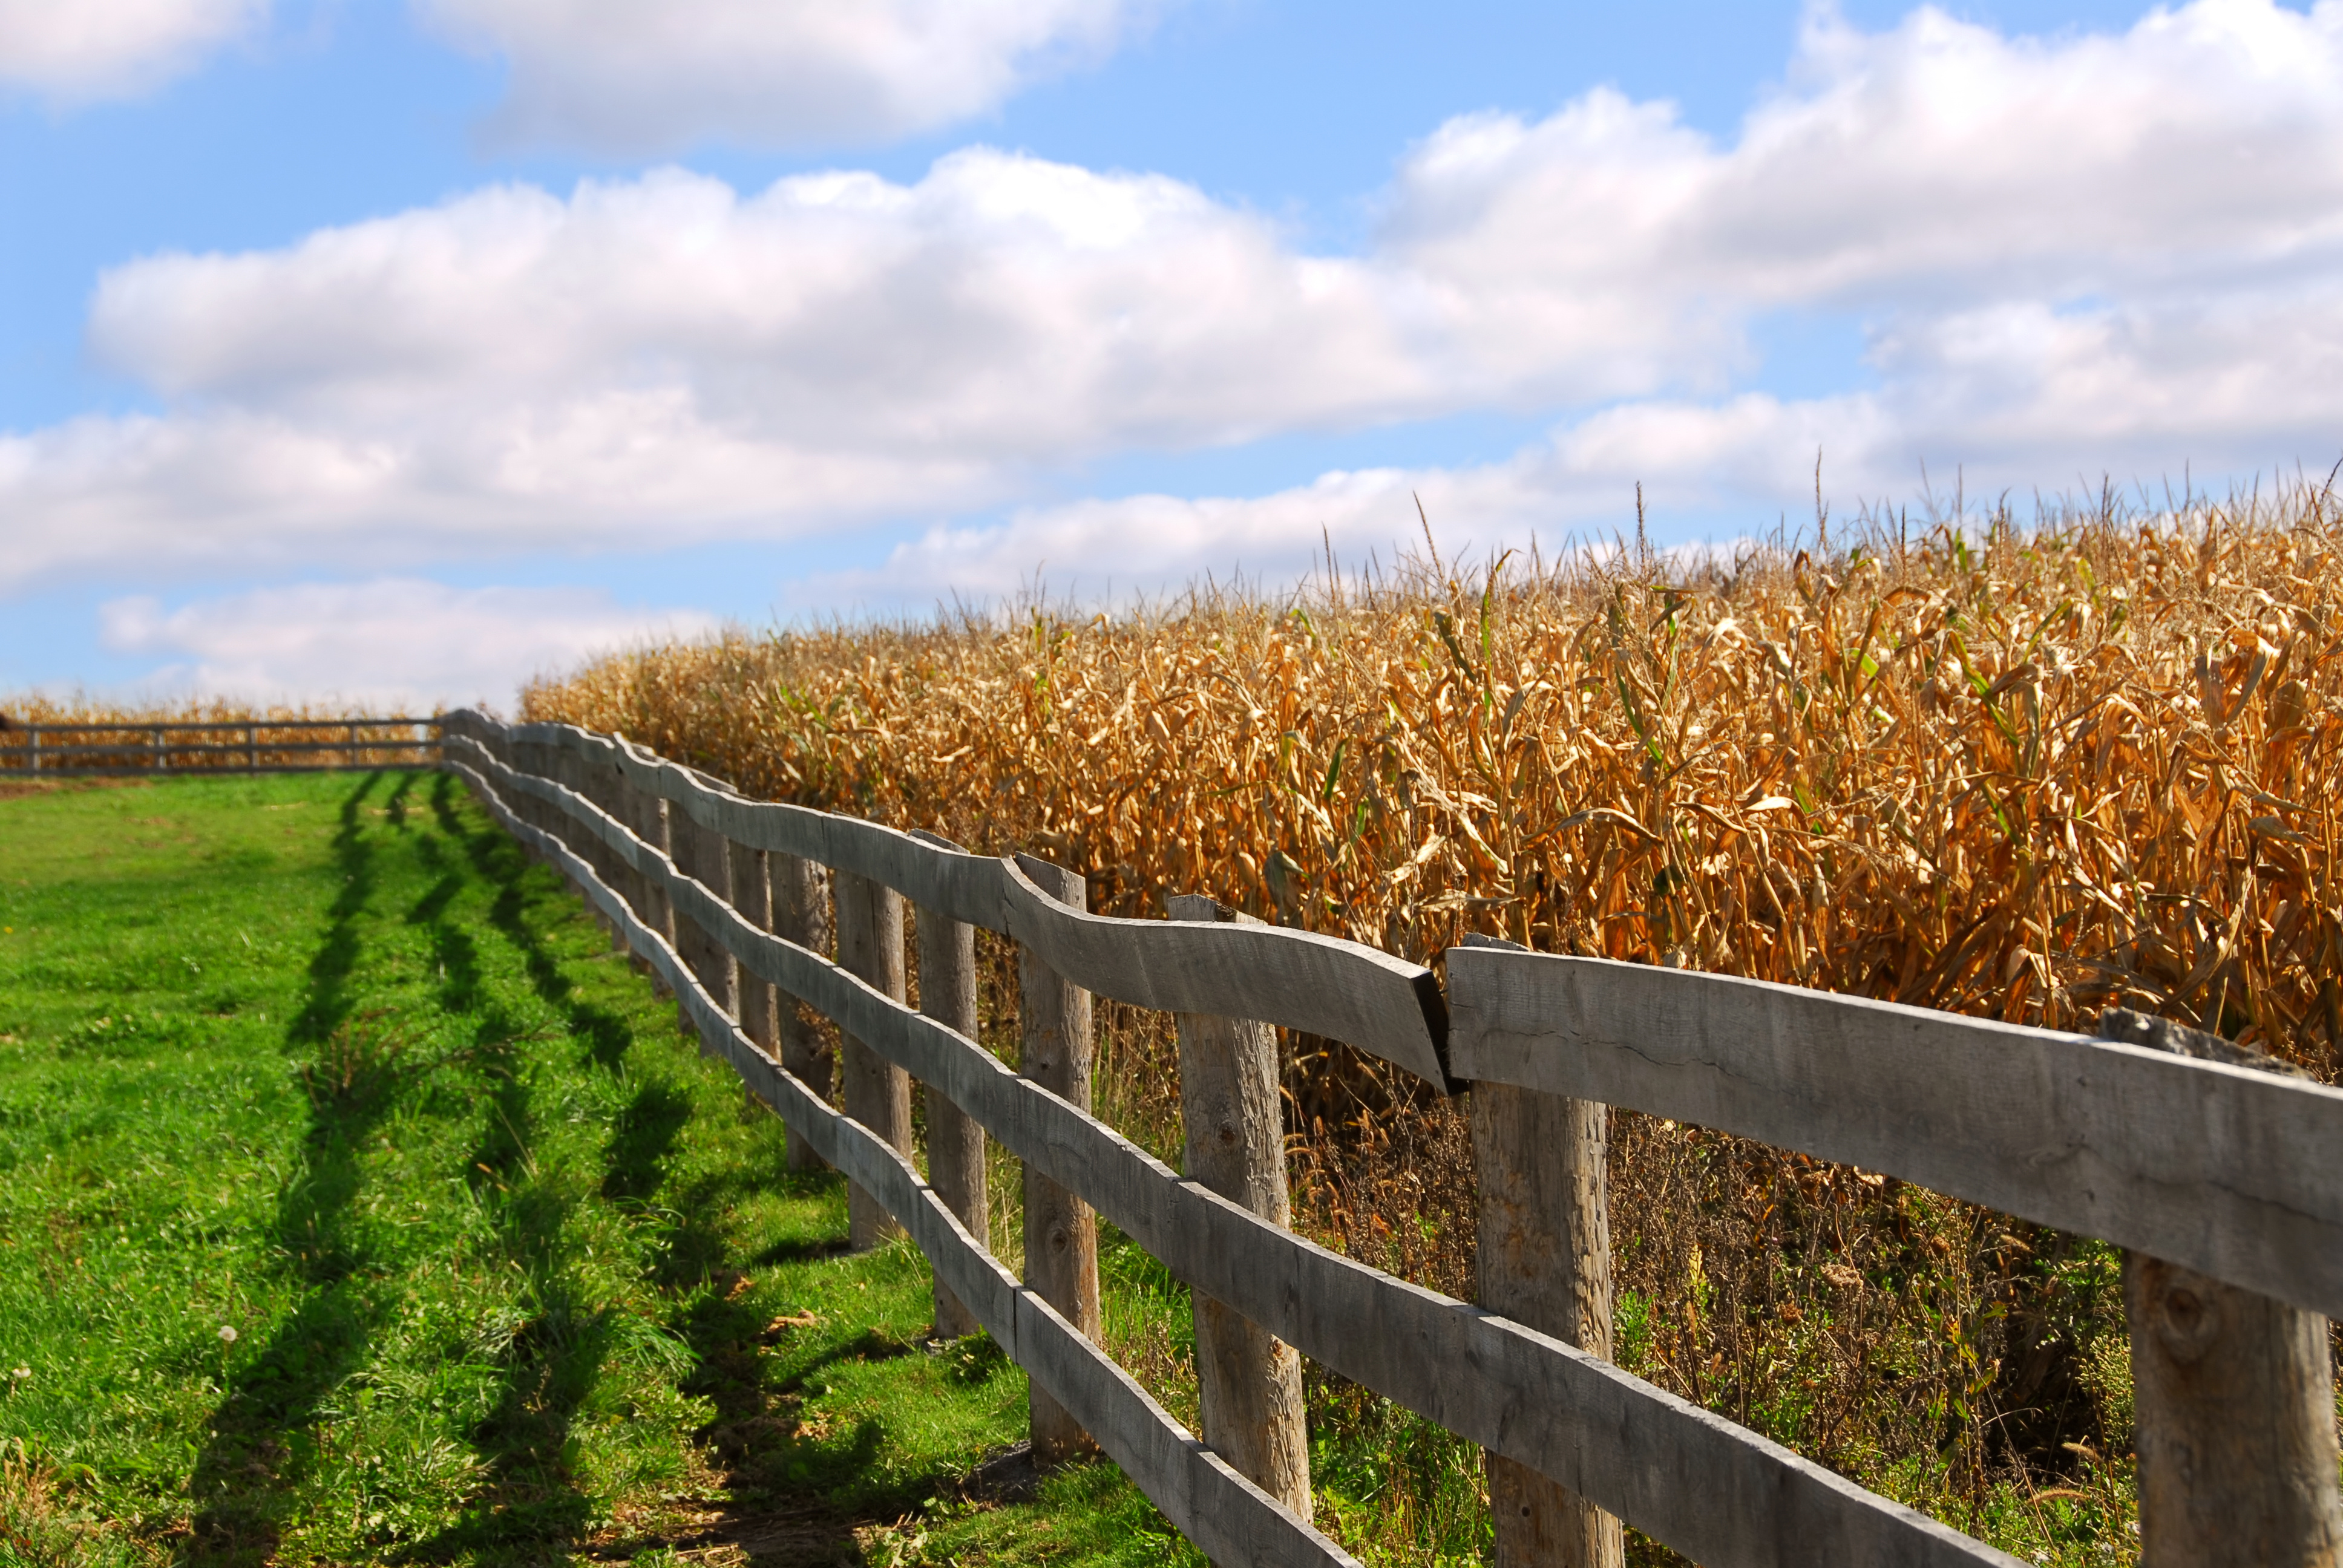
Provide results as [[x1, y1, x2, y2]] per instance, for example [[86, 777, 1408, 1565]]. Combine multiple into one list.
[[1444, 946, 2343, 1321], [497, 717, 1451, 1085]]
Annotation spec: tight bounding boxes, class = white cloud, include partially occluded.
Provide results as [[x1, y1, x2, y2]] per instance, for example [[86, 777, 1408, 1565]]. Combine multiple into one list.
[[801, 400, 1879, 607], [10, 1, 2343, 596], [0, 0, 265, 102], [417, 0, 1147, 153], [96, 578, 718, 710]]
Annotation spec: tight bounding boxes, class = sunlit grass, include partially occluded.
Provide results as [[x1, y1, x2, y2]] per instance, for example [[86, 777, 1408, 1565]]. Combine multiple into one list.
[[0, 772, 1193, 1566]]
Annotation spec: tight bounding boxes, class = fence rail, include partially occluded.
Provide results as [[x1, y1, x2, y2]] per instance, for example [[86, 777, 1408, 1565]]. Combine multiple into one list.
[[0, 717, 441, 777], [437, 708, 2343, 1568]]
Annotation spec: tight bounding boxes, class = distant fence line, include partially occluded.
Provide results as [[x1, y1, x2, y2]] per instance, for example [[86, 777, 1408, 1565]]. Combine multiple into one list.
[[431, 709, 2343, 1568], [0, 717, 440, 777]]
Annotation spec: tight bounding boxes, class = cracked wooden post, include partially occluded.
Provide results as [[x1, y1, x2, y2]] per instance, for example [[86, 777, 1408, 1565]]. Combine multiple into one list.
[[916, 840, 987, 1338], [771, 852, 835, 1172], [1018, 852, 1099, 1463], [2097, 1008, 2342, 1568], [1167, 893, 1311, 1526], [1465, 933, 1623, 1568], [836, 869, 911, 1249]]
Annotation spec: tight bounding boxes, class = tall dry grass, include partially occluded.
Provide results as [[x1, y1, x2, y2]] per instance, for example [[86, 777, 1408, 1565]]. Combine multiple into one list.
[[524, 483, 2343, 1561]]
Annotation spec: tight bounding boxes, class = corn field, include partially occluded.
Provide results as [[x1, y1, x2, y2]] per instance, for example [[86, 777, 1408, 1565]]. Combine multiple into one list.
[[438, 485, 2343, 1558]]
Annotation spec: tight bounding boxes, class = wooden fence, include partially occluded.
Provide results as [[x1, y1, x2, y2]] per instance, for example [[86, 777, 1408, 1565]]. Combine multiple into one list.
[[437, 708, 2343, 1568], [0, 717, 439, 777]]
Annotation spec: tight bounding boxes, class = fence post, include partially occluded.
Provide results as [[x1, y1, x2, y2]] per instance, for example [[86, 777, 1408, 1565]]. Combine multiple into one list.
[[152, 725, 165, 774], [2097, 1010, 2342, 1567], [667, 797, 738, 1044], [836, 870, 912, 1249], [1016, 852, 1100, 1463], [552, 745, 611, 938], [620, 762, 675, 997], [1167, 893, 1311, 1522], [1463, 934, 1623, 1568], [29, 724, 39, 774], [772, 852, 835, 1172], [732, 840, 779, 1062], [914, 839, 986, 1337], [246, 724, 258, 774]]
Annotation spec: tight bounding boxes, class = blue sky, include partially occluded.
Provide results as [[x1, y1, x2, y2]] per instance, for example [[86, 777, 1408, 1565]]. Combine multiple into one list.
[[4, 0, 2339, 705]]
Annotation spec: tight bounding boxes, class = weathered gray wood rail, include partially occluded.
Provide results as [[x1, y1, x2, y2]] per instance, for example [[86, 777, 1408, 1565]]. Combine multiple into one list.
[[444, 708, 2343, 1568], [0, 716, 441, 777], [442, 737, 1352, 1568], [1445, 946, 2343, 1324]]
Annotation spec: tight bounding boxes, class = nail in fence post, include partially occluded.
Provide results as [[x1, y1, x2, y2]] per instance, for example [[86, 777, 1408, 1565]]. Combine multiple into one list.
[[1167, 893, 1311, 1523], [772, 853, 835, 1172], [836, 871, 912, 1249], [2097, 1010, 2343, 1568], [1464, 936, 1623, 1568], [1016, 852, 1100, 1463], [915, 872, 986, 1337]]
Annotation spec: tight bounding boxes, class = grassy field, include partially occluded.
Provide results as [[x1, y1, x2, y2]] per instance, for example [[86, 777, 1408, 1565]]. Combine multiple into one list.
[[0, 771, 1199, 1567]]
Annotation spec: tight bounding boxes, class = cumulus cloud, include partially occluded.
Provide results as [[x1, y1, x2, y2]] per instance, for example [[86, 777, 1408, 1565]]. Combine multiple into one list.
[[0, 0, 265, 101], [10, 1, 2343, 594], [97, 578, 718, 709], [417, 0, 1147, 153]]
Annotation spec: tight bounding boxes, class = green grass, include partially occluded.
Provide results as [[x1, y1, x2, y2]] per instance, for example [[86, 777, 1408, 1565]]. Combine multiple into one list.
[[0, 771, 1199, 1566]]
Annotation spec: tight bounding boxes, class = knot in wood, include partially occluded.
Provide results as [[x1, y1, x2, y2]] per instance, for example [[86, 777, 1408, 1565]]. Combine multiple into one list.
[[2152, 1278, 2223, 1363], [1215, 1120, 1238, 1146]]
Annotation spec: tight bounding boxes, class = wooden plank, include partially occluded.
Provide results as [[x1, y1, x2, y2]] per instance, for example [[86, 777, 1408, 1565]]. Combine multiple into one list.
[[448, 733, 2020, 1568], [1168, 893, 1311, 1524], [996, 854, 1452, 1086], [2099, 1011, 2342, 1568], [501, 717, 1451, 1084], [1017, 854, 1101, 1463], [836, 870, 913, 1250], [513, 719, 1005, 928], [446, 745, 1360, 1568], [1446, 946, 2343, 1321]]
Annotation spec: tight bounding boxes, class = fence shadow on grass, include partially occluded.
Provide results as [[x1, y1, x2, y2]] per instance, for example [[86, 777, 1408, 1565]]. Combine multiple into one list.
[[190, 776, 399, 1564], [431, 772, 634, 1071], [412, 771, 879, 1563]]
